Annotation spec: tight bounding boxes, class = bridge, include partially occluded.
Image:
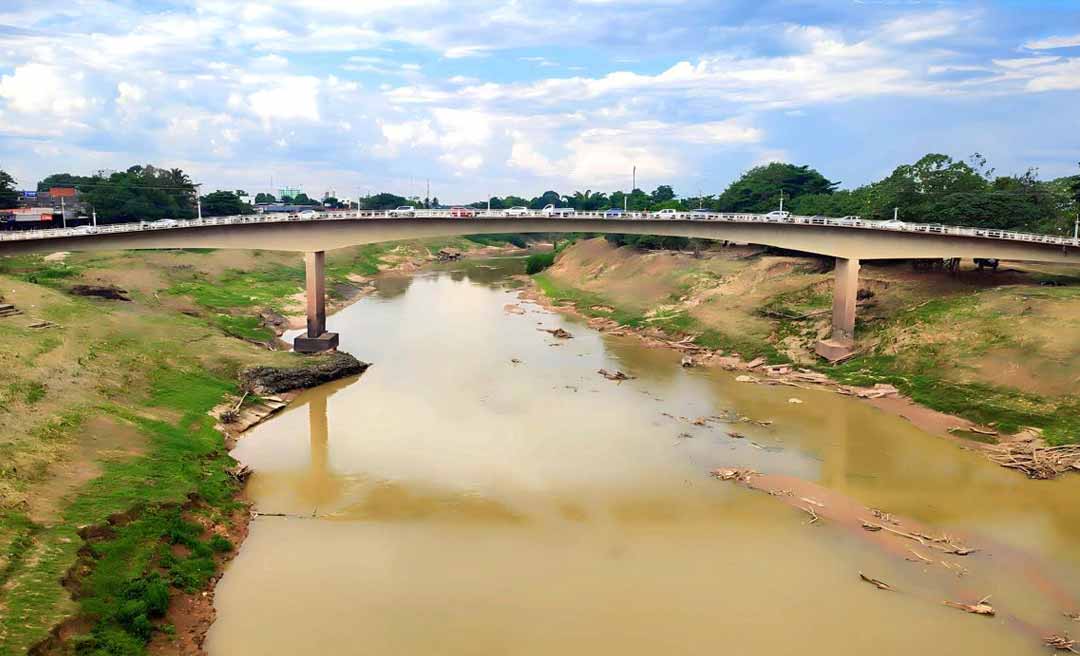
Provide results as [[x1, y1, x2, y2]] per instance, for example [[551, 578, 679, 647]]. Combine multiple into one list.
[[2, 209, 1077, 360]]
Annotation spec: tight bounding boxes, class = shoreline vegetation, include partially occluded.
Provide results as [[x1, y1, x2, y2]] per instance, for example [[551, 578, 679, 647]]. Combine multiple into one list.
[[0, 237, 525, 655], [1, 232, 1077, 655], [522, 238, 1080, 460]]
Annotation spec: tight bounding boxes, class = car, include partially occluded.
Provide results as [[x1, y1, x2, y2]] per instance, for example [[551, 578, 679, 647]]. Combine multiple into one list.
[[878, 219, 906, 228], [765, 210, 791, 219], [449, 207, 476, 218], [841, 215, 861, 221], [541, 204, 576, 217], [154, 219, 180, 228], [689, 208, 712, 218], [70, 225, 98, 235], [298, 209, 319, 220], [388, 206, 416, 217], [654, 208, 677, 217], [505, 206, 530, 217], [603, 208, 625, 218]]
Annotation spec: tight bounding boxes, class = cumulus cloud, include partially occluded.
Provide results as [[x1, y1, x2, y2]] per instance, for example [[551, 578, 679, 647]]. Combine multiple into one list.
[[0, 63, 90, 116]]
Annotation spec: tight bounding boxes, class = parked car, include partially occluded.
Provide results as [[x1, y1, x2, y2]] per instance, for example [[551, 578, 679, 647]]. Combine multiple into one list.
[[388, 206, 416, 217], [505, 206, 530, 217], [298, 209, 319, 220], [654, 208, 677, 217], [541, 204, 576, 217], [603, 208, 625, 218], [765, 210, 791, 219], [449, 207, 476, 218]]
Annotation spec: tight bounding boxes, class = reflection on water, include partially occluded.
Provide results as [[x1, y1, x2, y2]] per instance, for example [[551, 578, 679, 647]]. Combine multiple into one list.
[[208, 260, 1080, 656]]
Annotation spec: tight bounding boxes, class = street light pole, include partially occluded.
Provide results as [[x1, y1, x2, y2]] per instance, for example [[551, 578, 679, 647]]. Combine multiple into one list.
[[196, 186, 202, 221], [61, 196, 66, 229], [1074, 212, 1079, 242]]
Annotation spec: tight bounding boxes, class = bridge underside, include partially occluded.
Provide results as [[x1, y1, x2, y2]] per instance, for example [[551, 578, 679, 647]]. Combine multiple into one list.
[[2, 217, 1076, 359]]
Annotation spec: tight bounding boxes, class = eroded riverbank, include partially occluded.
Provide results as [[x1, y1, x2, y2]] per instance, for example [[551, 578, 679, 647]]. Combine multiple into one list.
[[207, 258, 1080, 656]]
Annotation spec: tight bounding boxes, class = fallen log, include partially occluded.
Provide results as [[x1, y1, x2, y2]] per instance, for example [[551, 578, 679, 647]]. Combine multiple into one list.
[[598, 368, 634, 381], [944, 596, 995, 616], [859, 572, 894, 591]]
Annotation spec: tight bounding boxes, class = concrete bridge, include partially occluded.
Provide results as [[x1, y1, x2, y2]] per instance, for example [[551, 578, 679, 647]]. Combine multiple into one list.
[[2, 209, 1077, 360]]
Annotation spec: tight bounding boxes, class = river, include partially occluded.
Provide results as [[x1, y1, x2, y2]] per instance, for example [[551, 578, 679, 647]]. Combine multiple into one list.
[[206, 258, 1080, 655]]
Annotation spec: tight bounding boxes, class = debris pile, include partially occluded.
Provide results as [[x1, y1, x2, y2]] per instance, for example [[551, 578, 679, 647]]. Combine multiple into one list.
[[986, 443, 1080, 480], [1045, 634, 1078, 653], [710, 468, 756, 482], [0, 301, 20, 318]]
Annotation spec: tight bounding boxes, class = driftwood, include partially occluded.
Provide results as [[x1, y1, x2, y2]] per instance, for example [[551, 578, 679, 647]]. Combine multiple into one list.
[[540, 327, 573, 339], [944, 596, 995, 616], [858, 572, 894, 591], [711, 468, 756, 482], [986, 443, 1080, 480], [861, 521, 976, 555], [598, 368, 634, 381], [1044, 634, 1079, 653]]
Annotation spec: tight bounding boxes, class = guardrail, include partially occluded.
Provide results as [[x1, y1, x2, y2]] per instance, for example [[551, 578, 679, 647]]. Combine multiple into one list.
[[1, 209, 1077, 248]]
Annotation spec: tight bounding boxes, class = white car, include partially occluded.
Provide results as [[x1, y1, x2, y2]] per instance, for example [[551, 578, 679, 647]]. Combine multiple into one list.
[[70, 225, 98, 235], [298, 209, 319, 220], [654, 208, 678, 217], [154, 219, 180, 228], [505, 206, 530, 217], [689, 208, 712, 218], [879, 219, 906, 228], [388, 206, 416, 217], [540, 204, 575, 217], [765, 210, 791, 219]]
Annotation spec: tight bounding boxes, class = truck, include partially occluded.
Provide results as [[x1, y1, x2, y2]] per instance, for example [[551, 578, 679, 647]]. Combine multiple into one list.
[[540, 204, 576, 218]]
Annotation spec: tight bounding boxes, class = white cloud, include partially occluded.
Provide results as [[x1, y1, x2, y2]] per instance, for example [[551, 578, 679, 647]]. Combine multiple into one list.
[[247, 77, 321, 124], [1024, 33, 1080, 50], [0, 63, 90, 116]]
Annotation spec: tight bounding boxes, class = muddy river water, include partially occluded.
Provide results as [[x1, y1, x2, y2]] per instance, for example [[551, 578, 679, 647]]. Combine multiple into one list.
[[207, 259, 1080, 655]]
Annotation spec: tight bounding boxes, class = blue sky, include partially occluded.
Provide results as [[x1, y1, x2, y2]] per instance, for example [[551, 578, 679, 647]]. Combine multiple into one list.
[[1, 0, 1079, 203]]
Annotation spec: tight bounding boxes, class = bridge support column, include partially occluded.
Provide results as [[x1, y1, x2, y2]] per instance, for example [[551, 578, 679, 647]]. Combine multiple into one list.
[[294, 251, 339, 354], [815, 257, 859, 362]]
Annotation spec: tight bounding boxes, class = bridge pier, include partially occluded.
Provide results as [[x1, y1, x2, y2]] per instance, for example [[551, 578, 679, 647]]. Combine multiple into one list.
[[293, 250, 339, 353], [815, 257, 859, 362]]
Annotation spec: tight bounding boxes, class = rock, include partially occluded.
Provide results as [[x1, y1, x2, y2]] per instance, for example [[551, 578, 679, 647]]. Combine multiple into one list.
[[240, 352, 370, 394], [745, 357, 766, 369], [503, 304, 526, 315], [788, 398, 804, 404], [69, 284, 131, 301], [436, 248, 462, 261], [680, 355, 695, 368], [735, 375, 756, 383]]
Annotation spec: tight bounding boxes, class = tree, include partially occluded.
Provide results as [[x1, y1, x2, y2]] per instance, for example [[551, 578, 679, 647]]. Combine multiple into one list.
[[361, 192, 409, 210], [79, 165, 197, 224], [717, 163, 838, 213], [200, 190, 253, 217], [0, 169, 18, 209], [37, 173, 94, 192], [650, 185, 675, 204], [530, 191, 562, 209], [254, 192, 276, 204]]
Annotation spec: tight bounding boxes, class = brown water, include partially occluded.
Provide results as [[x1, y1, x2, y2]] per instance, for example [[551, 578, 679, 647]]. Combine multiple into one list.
[[207, 259, 1080, 655]]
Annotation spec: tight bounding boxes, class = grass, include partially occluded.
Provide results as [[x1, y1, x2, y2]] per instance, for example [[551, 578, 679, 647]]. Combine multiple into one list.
[[0, 363, 243, 655], [533, 273, 784, 362]]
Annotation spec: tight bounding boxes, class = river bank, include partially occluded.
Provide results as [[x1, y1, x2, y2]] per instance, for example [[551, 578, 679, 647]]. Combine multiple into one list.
[[525, 238, 1080, 459], [0, 236, 534, 655]]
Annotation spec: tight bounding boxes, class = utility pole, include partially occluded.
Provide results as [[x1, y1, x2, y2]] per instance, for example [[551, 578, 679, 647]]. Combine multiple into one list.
[[426, 179, 431, 209], [196, 186, 203, 221], [61, 196, 66, 229], [1074, 212, 1079, 241], [92, 206, 97, 228], [698, 188, 703, 209], [894, 207, 899, 221], [778, 190, 784, 214]]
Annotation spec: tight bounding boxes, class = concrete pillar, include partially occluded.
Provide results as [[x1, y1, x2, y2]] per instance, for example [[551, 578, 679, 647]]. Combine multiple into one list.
[[815, 257, 859, 362], [294, 250, 339, 353]]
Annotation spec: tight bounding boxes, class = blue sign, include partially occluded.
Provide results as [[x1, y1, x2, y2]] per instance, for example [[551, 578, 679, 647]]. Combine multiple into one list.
[[23, 191, 36, 198]]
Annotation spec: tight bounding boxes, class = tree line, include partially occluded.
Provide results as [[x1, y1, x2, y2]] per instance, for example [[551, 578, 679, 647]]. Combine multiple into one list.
[[4, 152, 1079, 234]]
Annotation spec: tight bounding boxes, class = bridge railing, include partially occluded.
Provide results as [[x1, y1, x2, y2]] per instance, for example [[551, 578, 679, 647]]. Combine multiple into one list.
[[1, 208, 1077, 248]]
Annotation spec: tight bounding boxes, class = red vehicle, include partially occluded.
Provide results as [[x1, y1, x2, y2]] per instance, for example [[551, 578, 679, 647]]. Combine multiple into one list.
[[449, 207, 476, 218]]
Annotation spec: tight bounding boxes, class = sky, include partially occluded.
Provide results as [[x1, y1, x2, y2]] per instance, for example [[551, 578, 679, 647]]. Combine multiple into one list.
[[1, 0, 1079, 204]]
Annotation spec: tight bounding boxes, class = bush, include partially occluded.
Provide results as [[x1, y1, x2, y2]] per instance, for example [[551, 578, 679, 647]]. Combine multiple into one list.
[[525, 251, 556, 274]]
